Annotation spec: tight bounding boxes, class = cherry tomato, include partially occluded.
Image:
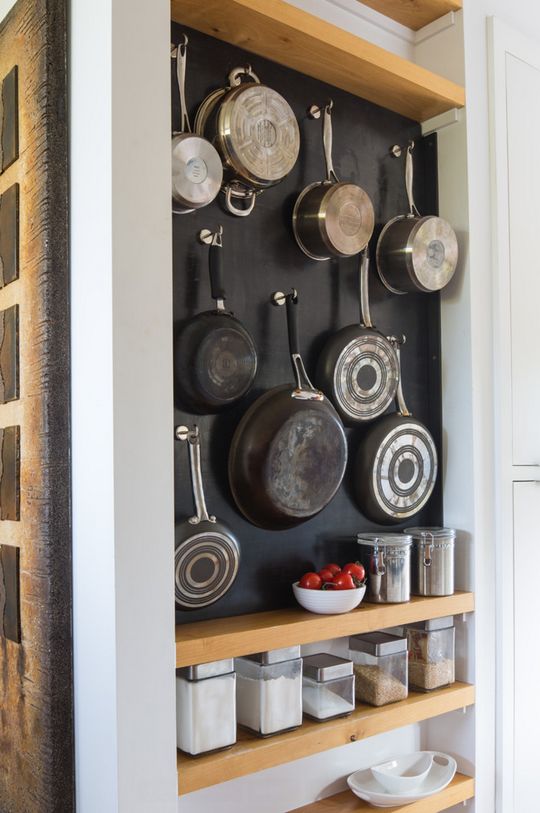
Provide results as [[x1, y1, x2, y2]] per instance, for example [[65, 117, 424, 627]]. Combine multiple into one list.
[[318, 567, 335, 583], [324, 563, 341, 576], [298, 572, 323, 590], [342, 562, 365, 583], [331, 572, 356, 590]]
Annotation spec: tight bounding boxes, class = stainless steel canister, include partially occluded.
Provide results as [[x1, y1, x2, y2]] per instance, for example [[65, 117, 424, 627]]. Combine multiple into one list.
[[357, 533, 412, 603], [405, 527, 455, 596]]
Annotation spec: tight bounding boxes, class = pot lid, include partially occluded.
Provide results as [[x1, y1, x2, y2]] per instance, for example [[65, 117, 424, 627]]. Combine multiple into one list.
[[407, 216, 458, 292], [320, 182, 375, 257], [357, 533, 412, 548]]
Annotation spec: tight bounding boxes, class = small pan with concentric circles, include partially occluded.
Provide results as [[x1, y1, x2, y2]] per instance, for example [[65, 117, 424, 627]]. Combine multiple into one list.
[[175, 425, 240, 609], [315, 248, 399, 425], [353, 337, 438, 524]]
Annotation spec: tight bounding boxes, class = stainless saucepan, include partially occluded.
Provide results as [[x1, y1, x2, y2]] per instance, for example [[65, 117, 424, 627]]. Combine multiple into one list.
[[195, 65, 300, 217], [171, 36, 223, 213], [376, 142, 458, 293], [293, 101, 374, 261]]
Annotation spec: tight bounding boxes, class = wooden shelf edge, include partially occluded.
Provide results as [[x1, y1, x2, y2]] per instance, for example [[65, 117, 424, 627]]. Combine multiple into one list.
[[170, 0, 465, 122], [176, 592, 474, 667], [177, 682, 475, 795], [359, 1, 462, 32], [291, 773, 474, 812]]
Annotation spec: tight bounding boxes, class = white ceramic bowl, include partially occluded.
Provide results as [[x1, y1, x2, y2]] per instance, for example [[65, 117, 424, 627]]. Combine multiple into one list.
[[371, 752, 433, 794], [292, 582, 366, 614]]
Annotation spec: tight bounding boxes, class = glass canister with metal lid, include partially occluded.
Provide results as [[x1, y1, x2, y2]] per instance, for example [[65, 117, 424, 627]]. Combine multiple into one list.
[[405, 527, 455, 596], [302, 653, 355, 721], [357, 533, 412, 603], [404, 616, 455, 692], [349, 632, 408, 706], [176, 659, 237, 756]]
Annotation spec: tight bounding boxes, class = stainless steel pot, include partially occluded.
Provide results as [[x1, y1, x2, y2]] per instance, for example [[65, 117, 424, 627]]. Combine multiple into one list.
[[195, 65, 300, 217], [405, 526, 455, 596], [376, 143, 458, 293], [171, 36, 223, 213], [357, 533, 412, 603], [293, 102, 374, 260]]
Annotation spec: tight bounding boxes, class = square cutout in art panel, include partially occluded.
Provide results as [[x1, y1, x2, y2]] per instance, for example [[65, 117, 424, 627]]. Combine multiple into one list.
[[0, 544, 20, 642], [0, 66, 19, 173], [0, 425, 20, 521], [0, 304, 19, 403], [0, 183, 19, 287]]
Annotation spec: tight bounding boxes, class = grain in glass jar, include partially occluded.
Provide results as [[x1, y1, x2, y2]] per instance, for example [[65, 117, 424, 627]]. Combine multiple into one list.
[[405, 616, 455, 691], [349, 632, 408, 707]]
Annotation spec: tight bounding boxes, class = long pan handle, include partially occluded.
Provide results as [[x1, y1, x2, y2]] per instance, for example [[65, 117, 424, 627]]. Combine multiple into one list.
[[278, 291, 323, 400], [359, 248, 373, 329], [322, 102, 339, 184], [405, 143, 420, 217], [388, 337, 412, 417], [175, 425, 215, 524], [174, 35, 191, 134], [208, 228, 226, 310]]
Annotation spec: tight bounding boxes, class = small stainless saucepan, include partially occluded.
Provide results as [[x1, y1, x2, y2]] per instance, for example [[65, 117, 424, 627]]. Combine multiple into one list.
[[195, 65, 300, 217], [376, 142, 458, 293], [293, 101, 374, 261], [171, 36, 223, 213]]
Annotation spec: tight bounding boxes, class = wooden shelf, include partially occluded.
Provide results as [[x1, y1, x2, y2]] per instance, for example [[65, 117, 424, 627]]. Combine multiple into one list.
[[177, 681, 475, 794], [176, 592, 474, 667], [170, 0, 465, 122], [360, 1, 462, 32], [292, 773, 474, 811]]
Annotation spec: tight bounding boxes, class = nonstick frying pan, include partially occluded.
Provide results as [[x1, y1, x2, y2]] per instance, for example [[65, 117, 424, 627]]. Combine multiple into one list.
[[175, 425, 240, 609], [315, 248, 399, 425], [174, 226, 257, 413], [353, 337, 438, 524], [228, 290, 348, 530]]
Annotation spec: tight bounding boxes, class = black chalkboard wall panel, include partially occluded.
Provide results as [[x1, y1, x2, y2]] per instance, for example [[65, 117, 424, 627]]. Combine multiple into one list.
[[173, 25, 443, 623]]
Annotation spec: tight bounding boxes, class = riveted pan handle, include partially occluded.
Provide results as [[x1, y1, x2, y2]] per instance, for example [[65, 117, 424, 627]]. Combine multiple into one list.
[[224, 186, 257, 217], [405, 142, 420, 217], [175, 425, 216, 525], [228, 64, 261, 87], [322, 102, 339, 184], [208, 227, 226, 310], [359, 248, 374, 329], [388, 336, 412, 417], [173, 35, 191, 135], [272, 290, 323, 401]]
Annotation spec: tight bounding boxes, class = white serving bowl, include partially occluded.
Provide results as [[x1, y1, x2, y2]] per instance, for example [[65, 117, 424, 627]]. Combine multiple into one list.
[[371, 752, 433, 794], [292, 582, 366, 614]]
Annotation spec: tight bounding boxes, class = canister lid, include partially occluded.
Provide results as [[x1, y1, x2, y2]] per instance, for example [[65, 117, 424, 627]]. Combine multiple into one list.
[[404, 526, 456, 544], [303, 653, 353, 682], [357, 533, 412, 548], [176, 658, 234, 681], [246, 646, 301, 665], [349, 631, 407, 656], [405, 615, 454, 631]]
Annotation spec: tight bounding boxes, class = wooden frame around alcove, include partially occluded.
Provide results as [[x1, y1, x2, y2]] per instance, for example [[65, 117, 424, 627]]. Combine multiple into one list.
[[0, 1, 72, 811]]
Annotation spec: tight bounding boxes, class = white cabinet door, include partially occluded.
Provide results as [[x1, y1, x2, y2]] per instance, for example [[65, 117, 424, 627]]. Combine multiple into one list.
[[513, 481, 540, 811], [505, 56, 540, 466]]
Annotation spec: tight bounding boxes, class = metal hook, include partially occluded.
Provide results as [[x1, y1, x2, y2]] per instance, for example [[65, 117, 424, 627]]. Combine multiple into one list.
[[171, 33, 188, 59], [308, 99, 333, 119], [390, 139, 415, 158], [272, 288, 297, 307], [198, 225, 223, 246]]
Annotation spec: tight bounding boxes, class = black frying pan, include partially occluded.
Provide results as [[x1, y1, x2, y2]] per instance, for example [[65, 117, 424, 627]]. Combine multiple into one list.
[[316, 249, 399, 425], [174, 227, 257, 413], [228, 290, 348, 530], [353, 338, 438, 524], [175, 425, 240, 609]]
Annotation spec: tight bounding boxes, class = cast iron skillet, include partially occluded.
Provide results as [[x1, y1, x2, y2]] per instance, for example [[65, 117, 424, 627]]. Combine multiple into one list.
[[228, 290, 348, 530], [353, 337, 438, 524], [175, 424, 240, 609], [174, 227, 257, 413], [316, 248, 399, 425]]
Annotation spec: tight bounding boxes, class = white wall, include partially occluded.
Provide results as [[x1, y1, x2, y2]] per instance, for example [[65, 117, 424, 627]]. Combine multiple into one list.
[[0, 0, 15, 21], [71, 0, 177, 811]]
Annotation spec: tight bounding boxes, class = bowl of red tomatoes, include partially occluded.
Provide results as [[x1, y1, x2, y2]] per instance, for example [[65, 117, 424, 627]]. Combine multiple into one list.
[[292, 562, 366, 614]]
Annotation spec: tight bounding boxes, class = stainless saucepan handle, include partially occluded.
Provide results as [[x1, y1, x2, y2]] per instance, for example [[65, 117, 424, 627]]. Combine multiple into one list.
[[388, 336, 412, 417], [405, 142, 420, 217], [323, 101, 339, 184], [228, 64, 260, 87], [175, 425, 215, 525], [359, 248, 373, 329], [174, 34, 191, 135], [224, 186, 257, 217]]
